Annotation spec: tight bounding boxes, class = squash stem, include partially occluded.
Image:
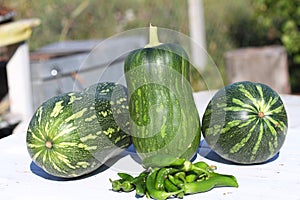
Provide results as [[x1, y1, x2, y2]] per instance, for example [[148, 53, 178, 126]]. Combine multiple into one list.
[[145, 24, 162, 48], [45, 141, 52, 149]]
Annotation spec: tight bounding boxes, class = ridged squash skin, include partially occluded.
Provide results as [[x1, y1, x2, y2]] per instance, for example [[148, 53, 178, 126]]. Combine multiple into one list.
[[124, 42, 201, 165], [202, 81, 288, 164], [26, 82, 131, 178]]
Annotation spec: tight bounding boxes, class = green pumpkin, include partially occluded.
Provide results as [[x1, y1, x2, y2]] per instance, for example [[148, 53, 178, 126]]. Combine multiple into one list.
[[202, 81, 288, 164], [124, 25, 201, 167], [26, 82, 131, 178]]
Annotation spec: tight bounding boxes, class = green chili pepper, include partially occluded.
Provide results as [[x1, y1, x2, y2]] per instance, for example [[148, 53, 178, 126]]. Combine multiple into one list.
[[109, 179, 122, 191], [164, 178, 179, 192], [168, 174, 184, 188], [183, 172, 238, 194], [174, 172, 186, 184], [197, 173, 208, 182], [185, 172, 198, 183], [110, 172, 135, 192], [170, 158, 186, 166], [131, 171, 148, 184], [155, 167, 179, 190], [135, 181, 146, 197], [193, 161, 216, 173], [146, 168, 183, 200], [109, 160, 238, 199], [180, 160, 211, 177], [132, 172, 148, 197], [121, 180, 134, 192], [210, 172, 239, 187], [135, 182, 146, 197], [155, 168, 168, 190], [176, 191, 184, 199], [193, 161, 210, 171], [117, 172, 134, 182]]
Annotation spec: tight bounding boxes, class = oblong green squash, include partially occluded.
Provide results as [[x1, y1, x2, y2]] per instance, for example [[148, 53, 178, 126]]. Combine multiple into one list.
[[26, 82, 131, 178], [202, 81, 288, 164], [124, 25, 201, 167]]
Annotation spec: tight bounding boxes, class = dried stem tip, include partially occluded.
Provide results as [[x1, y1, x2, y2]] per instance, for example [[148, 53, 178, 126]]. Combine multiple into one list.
[[45, 141, 52, 149], [258, 111, 264, 118]]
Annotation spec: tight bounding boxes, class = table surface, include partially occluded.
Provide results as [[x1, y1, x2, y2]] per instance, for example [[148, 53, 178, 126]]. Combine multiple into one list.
[[1, 91, 300, 200]]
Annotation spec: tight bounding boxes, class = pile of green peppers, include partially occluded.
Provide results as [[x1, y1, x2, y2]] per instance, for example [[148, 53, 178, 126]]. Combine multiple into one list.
[[109, 159, 238, 200]]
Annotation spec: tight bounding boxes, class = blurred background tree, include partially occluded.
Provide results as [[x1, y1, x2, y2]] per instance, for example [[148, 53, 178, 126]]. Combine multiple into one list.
[[253, 0, 300, 63], [4, 0, 300, 93], [6, 0, 190, 50], [252, 0, 300, 93]]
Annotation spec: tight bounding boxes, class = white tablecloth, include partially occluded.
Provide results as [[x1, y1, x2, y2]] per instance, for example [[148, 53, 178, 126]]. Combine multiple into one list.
[[1, 91, 300, 200]]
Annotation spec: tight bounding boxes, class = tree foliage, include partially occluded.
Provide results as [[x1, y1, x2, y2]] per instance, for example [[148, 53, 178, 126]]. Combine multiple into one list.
[[253, 0, 300, 63]]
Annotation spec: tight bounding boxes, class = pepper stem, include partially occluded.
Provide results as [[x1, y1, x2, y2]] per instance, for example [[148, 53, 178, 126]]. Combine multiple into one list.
[[144, 24, 162, 48]]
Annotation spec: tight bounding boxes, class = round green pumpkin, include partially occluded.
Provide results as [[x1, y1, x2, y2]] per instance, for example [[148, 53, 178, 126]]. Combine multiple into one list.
[[26, 82, 131, 178], [202, 81, 288, 164]]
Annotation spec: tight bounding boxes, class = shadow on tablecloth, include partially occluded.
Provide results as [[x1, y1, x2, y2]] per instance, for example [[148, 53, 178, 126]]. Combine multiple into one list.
[[30, 161, 111, 181], [29, 144, 140, 181], [198, 139, 279, 165]]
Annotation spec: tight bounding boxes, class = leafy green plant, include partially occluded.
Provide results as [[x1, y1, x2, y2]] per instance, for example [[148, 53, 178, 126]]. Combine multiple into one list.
[[253, 0, 300, 93], [253, 0, 300, 63]]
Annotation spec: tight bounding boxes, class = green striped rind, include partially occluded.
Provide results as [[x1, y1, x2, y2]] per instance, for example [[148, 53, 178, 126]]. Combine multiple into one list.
[[26, 82, 131, 178], [202, 81, 288, 164], [124, 43, 201, 164], [81, 82, 131, 159], [27, 92, 99, 178]]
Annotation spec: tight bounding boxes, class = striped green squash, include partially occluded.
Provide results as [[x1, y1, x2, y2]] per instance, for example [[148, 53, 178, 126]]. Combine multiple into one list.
[[202, 81, 288, 164], [26, 82, 131, 178], [124, 25, 201, 167]]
